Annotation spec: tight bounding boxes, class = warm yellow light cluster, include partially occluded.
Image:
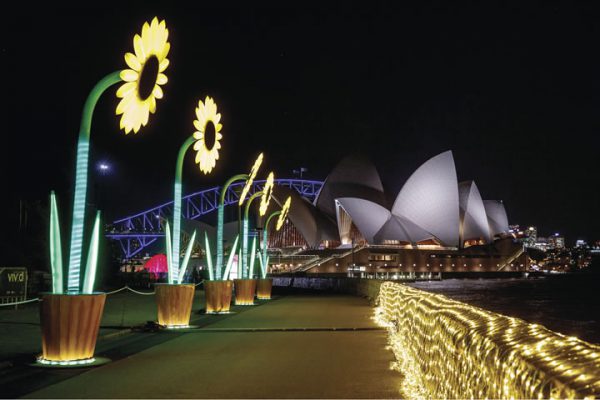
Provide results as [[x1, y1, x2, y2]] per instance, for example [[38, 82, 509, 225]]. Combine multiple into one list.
[[375, 282, 600, 400], [259, 172, 274, 216], [239, 153, 263, 205], [117, 17, 170, 134], [276, 196, 291, 230], [193, 96, 223, 174]]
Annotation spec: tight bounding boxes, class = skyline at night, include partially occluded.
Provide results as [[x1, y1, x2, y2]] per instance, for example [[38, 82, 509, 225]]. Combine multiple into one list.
[[1, 6, 600, 399], [5, 4, 600, 246]]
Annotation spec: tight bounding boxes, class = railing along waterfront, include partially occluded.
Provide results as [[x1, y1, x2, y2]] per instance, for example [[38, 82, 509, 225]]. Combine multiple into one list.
[[375, 281, 600, 399]]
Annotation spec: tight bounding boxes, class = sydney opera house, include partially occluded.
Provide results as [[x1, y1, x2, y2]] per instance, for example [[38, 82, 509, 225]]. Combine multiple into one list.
[[265, 150, 528, 275]]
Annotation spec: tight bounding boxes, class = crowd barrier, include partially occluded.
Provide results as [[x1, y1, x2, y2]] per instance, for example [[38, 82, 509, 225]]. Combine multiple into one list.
[[0, 281, 204, 307]]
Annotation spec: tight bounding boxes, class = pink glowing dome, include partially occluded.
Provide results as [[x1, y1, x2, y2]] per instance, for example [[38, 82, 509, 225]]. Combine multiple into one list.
[[143, 254, 168, 278]]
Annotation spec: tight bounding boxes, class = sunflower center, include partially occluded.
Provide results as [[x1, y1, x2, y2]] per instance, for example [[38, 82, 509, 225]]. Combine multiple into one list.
[[204, 120, 216, 150], [138, 55, 159, 100]]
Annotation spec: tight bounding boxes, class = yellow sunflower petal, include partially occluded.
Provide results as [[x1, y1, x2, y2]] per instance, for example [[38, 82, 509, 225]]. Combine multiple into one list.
[[193, 120, 204, 132], [156, 73, 168, 85], [160, 42, 171, 60], [116, 81, 136, 98], [120, 113, 136, 134], [116, 96, 134, 115], [141, 103, 150, 125], [215, 123, 223, 132], [150, 17, 158, 32], [159, 58, 170, 72], [159, 24, 168, 46], [133, 34, 145, 59], [119, 100, 140, 123], [148, 95, 156, 113], [196, 104, 206, 123], [193, 137, 203, 148], [141, 22, 151, 53], [120, 69, 139, 82], [152, 85, 164, 99], [124, 52, 141, 71], [204, 97, 213, 113]]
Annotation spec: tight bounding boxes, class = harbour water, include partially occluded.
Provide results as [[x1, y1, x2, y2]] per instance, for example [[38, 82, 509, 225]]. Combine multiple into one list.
[[407, 272, 600, 344]]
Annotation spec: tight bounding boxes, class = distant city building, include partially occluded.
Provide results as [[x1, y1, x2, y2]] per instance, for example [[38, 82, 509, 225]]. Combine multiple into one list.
[[533, 236, 549, 251], [548, 233, 565, 250], [525, 226, 537, 248], [575, 239, 588, 248]]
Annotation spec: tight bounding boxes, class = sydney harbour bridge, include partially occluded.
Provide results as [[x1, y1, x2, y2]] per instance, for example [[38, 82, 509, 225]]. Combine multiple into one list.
[[105, 179, 323, 259]]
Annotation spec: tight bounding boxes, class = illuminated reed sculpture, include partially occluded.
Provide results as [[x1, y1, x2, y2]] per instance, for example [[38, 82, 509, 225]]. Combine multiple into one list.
[[43, 18, 170, 365], [256, 196, 291, 300], [156, 96, 223, 327], [202, 154, 263, 312], [375, 281, 600, 399], [233, 172, 274, 305]]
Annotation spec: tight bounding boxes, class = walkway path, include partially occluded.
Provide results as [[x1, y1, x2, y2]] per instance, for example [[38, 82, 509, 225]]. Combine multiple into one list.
[[23, 294, 401, 398]]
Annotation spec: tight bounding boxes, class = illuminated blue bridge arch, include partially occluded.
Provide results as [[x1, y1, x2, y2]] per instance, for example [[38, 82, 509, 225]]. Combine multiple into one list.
[[106, 178, 323, 259]]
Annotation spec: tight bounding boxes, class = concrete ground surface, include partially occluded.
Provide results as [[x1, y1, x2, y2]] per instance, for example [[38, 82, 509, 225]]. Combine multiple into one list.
[[5, 293, 401, 398]]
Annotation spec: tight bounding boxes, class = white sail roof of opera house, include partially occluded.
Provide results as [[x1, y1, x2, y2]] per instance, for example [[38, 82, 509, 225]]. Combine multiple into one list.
[[270, 150, 509, 249], [483, 200, 509, 237], [391, 150, 460, 247], [268, 185, 338, 247], [334, 198, 391, 243], [335, 198, 432, 244], [314, 155, 387, 218], [458, 181, 491, 243]]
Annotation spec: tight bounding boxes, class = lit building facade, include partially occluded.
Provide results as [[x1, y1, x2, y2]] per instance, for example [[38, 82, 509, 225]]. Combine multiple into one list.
[[266, 151, 525, 274]]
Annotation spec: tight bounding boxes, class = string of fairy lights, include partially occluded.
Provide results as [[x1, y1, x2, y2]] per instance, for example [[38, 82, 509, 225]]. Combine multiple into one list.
[[374, 282, 600, 400]]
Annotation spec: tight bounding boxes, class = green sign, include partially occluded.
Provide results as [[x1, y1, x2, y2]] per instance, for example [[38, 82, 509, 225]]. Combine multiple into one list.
[[0, 267, 28, 298]]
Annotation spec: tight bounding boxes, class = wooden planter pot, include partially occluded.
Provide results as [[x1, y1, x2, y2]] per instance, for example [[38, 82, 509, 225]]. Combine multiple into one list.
[[256, 278, 273, 300], [234, 279, 257, 305], [155, 284, 195, 327], [40, 293, 106, 362], [204, 280, 233, 313]]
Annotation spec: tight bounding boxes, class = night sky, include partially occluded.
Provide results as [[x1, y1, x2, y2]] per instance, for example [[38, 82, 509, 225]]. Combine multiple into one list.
[[4, 3, 600, 256]]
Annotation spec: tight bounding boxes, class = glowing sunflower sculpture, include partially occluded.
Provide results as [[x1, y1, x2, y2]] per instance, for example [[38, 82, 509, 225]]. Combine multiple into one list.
[[193, 96, 223, 174], [116, 17, 170, 134], [259, 172, 275, 216], [239, 153, 263, 205], [276, 196, 292, 230]]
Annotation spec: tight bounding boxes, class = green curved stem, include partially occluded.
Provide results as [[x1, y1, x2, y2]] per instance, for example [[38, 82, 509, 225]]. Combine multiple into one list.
[[262, 211, 281, 278], [171, 135, 196, 284], [215, 174, 248, 280], [67, 71, 122, 293], [242, 191, 263, 278]]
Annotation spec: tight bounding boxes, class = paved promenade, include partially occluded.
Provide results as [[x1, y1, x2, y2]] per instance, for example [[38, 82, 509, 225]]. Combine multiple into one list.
[[1, 292, 401, 398]]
